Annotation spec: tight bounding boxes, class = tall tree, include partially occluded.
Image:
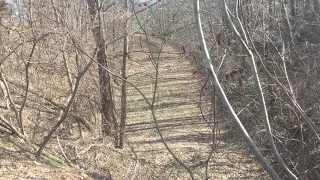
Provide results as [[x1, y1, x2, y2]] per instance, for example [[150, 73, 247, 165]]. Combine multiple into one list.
[[86, 0, 118, 138], [118, 0, 129, 149]]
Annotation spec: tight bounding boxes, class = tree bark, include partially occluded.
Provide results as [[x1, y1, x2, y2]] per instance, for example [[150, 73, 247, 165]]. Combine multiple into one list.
[[305, 0, 311, 11], [86, 0, 118, 138], [314, 0, 320, 14], [290, 0, 296, 16], [118, 0, 129, 149]]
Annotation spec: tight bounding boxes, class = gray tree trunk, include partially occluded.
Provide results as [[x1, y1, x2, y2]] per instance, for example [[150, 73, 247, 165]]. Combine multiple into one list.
[[291, 0, 296, 16], [86, 0, 118, 138], [119, 0, 129, 149], [314, 0, 320, 14], [305, 0, 311, 10]]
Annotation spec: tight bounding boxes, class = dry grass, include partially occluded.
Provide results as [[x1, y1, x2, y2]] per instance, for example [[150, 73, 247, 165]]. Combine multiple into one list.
[[0, 34, 269, 179], [0, 135, 91, 179], [120, 36, 269, 179]]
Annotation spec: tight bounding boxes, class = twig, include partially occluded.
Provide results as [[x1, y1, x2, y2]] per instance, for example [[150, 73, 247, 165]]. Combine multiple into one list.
[[195, 0, 280, 179], [0, 115, 26, 140], [0, 73, 22, 133], [56, 135, 73, 166], [224, 1, 298, 179], [37, 48, 94, 157]]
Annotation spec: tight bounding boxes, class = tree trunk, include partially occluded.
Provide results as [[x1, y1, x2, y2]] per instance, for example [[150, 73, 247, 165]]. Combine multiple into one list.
[[305, 0, 311, 10], [314, 0, 320, 14], [118, 0, 129, 149], [269, 0, 273, 14], [281, 0, 295, 46], [86, 0, 117, 138], [290, 0, 296, 16]]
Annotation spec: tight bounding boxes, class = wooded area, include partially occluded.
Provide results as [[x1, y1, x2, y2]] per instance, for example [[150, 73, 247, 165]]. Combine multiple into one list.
[[0, 0, 319, 179]]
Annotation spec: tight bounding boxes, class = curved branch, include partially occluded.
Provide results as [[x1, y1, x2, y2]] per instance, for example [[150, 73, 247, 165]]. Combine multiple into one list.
[[222, 1, 298, 179], [73, 38, 195, 180], [193, 0, 280, 179]]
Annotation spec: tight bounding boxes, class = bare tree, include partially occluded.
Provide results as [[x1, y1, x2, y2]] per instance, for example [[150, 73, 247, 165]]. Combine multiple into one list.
[[86, 0, 118, 139], [37, 39, 94, 157], [118, 0, 129, 149]]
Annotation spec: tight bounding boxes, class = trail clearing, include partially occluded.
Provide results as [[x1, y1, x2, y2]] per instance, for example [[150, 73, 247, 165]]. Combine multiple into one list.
[[123, 36, 269, 179]]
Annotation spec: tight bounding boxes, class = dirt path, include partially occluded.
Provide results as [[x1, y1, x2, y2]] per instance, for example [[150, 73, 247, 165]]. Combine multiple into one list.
[[125, 36, 268, 179]]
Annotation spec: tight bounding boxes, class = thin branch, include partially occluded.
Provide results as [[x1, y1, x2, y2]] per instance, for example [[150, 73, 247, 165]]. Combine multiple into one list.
[[56, 135, 73, 166], [194, 0, 280, 179], [248, 30, 320, 140], [0, 73, 21, 133], [223, 1, 298, 179], [5, 79, 92, 132], [74, 37, 196, 180], [37, 57, 93, 157], [0, 115, 26, 140], [19, 37, 39, 136]]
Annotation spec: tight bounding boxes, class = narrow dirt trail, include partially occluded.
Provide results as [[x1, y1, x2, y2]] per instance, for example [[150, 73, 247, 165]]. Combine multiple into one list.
[[125, 36, 268, 179]]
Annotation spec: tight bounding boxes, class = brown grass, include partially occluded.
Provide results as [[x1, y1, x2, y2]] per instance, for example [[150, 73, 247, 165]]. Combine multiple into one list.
[[0, 34, 269, 179]]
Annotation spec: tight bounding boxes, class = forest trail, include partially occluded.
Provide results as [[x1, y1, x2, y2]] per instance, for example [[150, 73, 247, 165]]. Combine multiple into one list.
[[124, 36, 269, 179]]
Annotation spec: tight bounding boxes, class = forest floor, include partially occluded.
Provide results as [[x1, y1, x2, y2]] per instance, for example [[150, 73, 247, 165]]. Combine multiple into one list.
[[0, 135, 93, 179], [0, 35, 269, 179]]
